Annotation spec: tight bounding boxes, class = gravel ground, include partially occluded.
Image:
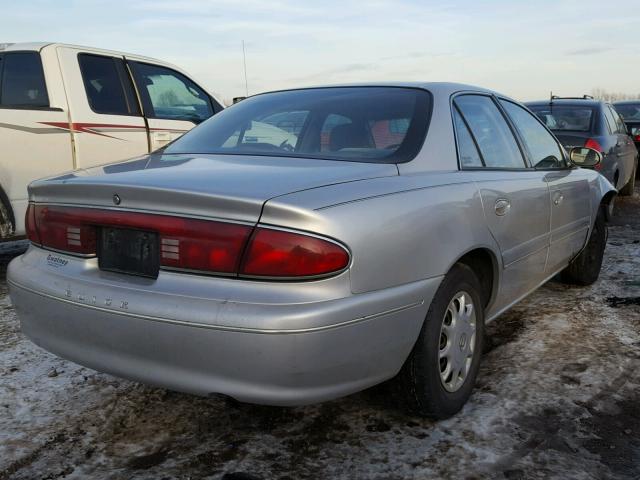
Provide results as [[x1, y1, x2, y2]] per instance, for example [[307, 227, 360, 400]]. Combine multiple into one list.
[[0, 194, 639, 480]]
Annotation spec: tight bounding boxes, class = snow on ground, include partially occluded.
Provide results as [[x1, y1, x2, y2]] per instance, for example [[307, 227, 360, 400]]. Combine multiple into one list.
[[0, 196, 639, 480]]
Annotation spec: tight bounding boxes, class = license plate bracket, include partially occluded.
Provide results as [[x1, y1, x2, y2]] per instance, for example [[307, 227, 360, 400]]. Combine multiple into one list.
[[98, 227, 159, 278]]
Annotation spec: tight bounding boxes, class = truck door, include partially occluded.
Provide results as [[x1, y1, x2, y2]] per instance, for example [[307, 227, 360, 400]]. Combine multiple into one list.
[[57, 47, 148, 168], [127, 60, 220, 151], [0, 50, 72, 234]]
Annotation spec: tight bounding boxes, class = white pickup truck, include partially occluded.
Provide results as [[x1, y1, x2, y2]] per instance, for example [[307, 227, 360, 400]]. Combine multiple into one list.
[[0, 42, 223, 238]]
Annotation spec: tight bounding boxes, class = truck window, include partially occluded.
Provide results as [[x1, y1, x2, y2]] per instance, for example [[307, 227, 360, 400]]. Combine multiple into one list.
[[130, 62, 214, 124], [0, 52, 49, 108], [78, 54, 140, 116]]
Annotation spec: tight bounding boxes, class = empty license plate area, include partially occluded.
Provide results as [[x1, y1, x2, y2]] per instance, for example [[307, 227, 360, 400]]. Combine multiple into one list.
[[98, 227, 159, 278]]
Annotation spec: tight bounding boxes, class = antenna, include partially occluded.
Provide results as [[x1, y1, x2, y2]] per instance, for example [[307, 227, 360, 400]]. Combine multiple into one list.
[[242, 40, 249, 97]]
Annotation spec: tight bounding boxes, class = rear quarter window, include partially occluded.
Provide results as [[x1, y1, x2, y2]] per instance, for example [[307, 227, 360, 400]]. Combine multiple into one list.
[[0, 52, 49, 108]]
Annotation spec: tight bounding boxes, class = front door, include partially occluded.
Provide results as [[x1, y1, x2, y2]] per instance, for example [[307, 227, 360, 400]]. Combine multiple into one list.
[[544, 169, 592, 273], [497, 98, 592, 275], [127, 60, 220, 151]]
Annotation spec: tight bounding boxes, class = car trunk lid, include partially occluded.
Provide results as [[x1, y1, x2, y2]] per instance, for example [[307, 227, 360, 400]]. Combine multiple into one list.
[[28, 153, 398, 223], [552, 132, 591, 149]]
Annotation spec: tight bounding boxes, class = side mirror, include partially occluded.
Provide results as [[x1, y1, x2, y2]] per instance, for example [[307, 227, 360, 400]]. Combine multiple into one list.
[[569, 147, 602, 168]]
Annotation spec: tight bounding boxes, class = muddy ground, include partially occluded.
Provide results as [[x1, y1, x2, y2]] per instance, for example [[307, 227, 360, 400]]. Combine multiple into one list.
[[0, 192, 638, 480]]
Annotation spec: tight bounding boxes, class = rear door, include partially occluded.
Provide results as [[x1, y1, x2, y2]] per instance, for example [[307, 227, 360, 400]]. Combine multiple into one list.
[[127, 60, 220, 151], [607, 104, 636, 187], [56, 47, 149, 168], [453, 94, 550, 305], [498, 99, 591, 275], [0, 50, 73, 234]]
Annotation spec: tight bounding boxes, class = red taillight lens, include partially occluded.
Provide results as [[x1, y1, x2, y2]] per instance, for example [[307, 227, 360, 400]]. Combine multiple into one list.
[[25, 204, 40, 245], [34, 205, 97, 254], [584, 139, 604, 170], [584, 138, 603, 152], [30, 206, 252, 272], [634, 134, 640, 142], [240, 228, 350, 278], [157, 218, 251, 273], [28, 205, 349, 279]]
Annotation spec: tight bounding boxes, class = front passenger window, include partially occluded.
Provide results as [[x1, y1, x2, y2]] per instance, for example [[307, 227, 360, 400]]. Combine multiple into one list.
[[499, 100, 565, 169], [131, 62, 214, 123]]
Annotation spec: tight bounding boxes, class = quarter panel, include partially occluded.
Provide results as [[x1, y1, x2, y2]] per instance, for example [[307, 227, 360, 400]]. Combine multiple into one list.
[[262, 172, 499, 294]]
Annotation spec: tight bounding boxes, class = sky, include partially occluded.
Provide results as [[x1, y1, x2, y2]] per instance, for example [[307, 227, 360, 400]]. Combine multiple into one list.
[[3, 0, 640, 104]]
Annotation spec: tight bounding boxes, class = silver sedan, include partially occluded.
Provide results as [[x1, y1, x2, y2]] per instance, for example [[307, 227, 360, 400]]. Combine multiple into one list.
[[8, 83, 615, 418]]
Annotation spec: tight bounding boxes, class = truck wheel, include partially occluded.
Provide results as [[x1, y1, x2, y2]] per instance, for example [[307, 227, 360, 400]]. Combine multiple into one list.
[[0, 201, 13, 238], [619, 160, 637, 196], [395, 263, 484, 419], [560, 210, 606, 286]]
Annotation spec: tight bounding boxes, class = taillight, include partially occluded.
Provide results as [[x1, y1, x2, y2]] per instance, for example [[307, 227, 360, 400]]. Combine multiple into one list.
[[634, 134, 640, 142], [34, 205, 97, 254], [25, 204, 40, 245], [584, 138, 603, 152], [157, 218, 251, 273], [27, 205, 349, 279], [584, 138, 604, 170], [240, 228, 350, 278]]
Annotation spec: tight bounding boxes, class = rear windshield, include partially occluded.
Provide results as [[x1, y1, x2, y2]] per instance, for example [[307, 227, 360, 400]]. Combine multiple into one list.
[[614, 103, 640, 122], [528, 105, 594, 132], [164, 87, 431, 163]]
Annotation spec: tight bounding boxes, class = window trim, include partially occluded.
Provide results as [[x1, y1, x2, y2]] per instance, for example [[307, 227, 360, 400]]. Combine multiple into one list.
[[128, 60, 220, 123], [607, 104, 627, 135], [497, 97, 570, 171], [451, 91, 529, 171], [77, 52, 142, 117], [452, 103, 486, 167], [0, 50, 51, 110]]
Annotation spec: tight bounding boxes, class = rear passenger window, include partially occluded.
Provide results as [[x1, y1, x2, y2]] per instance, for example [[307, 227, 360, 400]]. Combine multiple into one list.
[[78, 54, 140, 116], [453, 107, 483, 167], [0, 52, 49, 107], [500, 100, 565, 169], [454, 95, 525, 169]]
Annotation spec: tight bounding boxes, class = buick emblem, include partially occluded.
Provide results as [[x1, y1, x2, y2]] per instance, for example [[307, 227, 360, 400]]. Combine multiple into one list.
[[113, 194, 121, 205]]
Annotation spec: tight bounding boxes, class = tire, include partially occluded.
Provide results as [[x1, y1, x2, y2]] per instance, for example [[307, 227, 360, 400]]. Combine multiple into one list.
[[394, 263, 485, 419], [560, 209, 606, 286], [619, 160, 637, 196], [0, 201, 13, 239]]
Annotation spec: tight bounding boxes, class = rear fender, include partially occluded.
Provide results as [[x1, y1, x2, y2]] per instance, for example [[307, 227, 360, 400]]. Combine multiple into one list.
[[591, 173, 617, 222]]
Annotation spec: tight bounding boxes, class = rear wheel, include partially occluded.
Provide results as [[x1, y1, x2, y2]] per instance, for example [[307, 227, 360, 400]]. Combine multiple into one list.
[[395, 263, 484, 419], [560, 209, 606, 286], [0, 201, 13, 239], [619, 160, 637, 196]]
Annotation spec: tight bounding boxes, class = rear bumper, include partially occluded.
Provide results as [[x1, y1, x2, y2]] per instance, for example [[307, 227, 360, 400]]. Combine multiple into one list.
[[8, 246, 440, 405]]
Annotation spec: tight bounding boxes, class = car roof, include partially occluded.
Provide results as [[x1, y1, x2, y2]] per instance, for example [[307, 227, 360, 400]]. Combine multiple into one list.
[[0, 42, 52, 52], [256, 82, 509, 99], [525, 99, 603, 108], [0, 42, 169, 64], [613, 100, 640, 105]]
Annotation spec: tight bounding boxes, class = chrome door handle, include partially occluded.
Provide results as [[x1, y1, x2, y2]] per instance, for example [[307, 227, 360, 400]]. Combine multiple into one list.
[[553, 193, 564, 205], [494, 199, 511, 216]]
